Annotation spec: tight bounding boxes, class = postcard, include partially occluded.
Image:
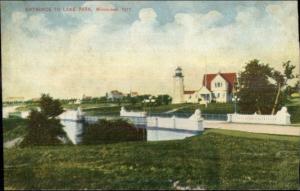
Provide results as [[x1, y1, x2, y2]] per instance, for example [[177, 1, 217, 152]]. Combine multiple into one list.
[[2, 1, 300, 190]]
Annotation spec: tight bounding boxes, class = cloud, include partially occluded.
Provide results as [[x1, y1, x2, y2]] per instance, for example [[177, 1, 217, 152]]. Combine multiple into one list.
[[139, 8, 157, 23], [11, 11, 27, 23], [2, 2, 299, 99]]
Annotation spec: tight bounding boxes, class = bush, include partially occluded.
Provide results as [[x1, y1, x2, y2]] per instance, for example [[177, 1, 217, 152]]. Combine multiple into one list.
[[21, 110, 66, 146], [81, 119, 146, 145], [287, 105, 300, 123], [20, 94, 67, 147]]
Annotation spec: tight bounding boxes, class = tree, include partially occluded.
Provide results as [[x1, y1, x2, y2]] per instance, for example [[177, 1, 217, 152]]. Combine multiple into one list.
[[237, 59, 277, 114], [238, 59, 297, 115], [21, 94, 66, 146], [285, 80, 300, 96], [271, 61, 296, 114], [155, 94, 172, 105]]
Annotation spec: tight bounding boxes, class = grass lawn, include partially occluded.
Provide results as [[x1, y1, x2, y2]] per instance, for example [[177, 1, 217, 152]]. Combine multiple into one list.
[[82, 103, 192, 116], [63, 103, 118, 110], [3, 118, 27, 142], [4, 129, 300, 190]]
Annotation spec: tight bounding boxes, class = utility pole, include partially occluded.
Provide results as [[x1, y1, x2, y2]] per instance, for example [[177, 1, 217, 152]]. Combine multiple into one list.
[[233, 80, 239, 113]]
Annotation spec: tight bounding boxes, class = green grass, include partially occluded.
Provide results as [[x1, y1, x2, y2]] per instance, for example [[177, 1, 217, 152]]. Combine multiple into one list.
[[82, 103, 191, 116], [173, 103, 235, 114], [63, 103, 118, 110], [3, 118, 27, 142], [4, 129, 300, 190]]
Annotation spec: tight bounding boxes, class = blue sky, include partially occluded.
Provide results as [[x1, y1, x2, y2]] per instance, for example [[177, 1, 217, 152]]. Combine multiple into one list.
[[2, 1, 275, 29], [1, 1, 299, 99]]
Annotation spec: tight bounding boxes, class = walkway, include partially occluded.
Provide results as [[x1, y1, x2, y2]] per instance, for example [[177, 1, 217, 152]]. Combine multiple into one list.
[[204, 121, 300, 136]]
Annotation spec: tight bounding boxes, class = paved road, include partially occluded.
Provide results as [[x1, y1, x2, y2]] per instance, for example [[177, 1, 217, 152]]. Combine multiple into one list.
[[204, 121, 300, 136]]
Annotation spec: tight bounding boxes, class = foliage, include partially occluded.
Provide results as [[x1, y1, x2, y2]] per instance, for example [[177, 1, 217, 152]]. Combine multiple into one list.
[[238, 60, 276, 114], [40, 94, 64, 118], [270, 61, 296, 114], [155, 95, 172, 105], [81, 119, 146, 145], [21, 94, 66, 146], [237, 59, 297, 114], [3, 118, 27, 142], [284, 80, 300, 96], [4, 129, 299, 190], [287, 105, 300, 124]]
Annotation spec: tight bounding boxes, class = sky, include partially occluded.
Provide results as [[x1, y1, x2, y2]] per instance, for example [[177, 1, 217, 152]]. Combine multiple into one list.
[[1, 1, 299, 100]]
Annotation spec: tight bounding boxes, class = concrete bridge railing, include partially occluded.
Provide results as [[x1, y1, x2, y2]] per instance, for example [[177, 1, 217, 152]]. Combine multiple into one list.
[[120, 107, 204, 131], [227, 107, 291, 125]]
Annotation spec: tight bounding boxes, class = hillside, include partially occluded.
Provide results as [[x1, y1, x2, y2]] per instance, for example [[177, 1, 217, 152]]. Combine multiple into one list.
[[4, 129, 300, 190]]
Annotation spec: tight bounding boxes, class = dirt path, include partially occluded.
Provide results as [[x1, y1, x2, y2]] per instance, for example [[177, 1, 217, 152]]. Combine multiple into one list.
[[204, 121, 300, 136], [4, 137, 23, 149]]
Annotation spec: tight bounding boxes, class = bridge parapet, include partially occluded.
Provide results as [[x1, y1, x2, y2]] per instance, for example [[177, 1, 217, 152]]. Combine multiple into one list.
[[58, 107, 84, 122]]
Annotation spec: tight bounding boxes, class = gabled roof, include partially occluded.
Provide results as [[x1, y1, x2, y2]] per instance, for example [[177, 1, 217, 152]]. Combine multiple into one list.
[[184, 90, 195, 94], [110, 90, 123, 95], [198, 86, 211, 94], [202, 72, 237, 93]]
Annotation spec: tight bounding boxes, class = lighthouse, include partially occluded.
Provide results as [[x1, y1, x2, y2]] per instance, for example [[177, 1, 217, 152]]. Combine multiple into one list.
[[173, 67, 184, 104]]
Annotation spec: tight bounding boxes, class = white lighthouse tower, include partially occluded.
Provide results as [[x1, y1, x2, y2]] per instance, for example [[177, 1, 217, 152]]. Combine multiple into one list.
[[173, 67, 184, 104]]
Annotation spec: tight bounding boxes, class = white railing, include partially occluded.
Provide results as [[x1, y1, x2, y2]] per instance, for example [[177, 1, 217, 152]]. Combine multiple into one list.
[[120, 107, 147, 117], [147, 109, 204, 131], [227, 107, 291, 125], [58, 107, 84, 121]]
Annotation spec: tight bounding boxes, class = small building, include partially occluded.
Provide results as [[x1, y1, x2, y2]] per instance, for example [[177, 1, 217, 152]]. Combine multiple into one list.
[[130, 91, 138, 97], [106, 90, 124, 101], [5, 96, 25, 103]]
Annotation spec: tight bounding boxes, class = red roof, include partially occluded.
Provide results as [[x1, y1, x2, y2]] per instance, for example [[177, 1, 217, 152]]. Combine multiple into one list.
[[202, 73, 236, 93], [184, 90, 195, 94]]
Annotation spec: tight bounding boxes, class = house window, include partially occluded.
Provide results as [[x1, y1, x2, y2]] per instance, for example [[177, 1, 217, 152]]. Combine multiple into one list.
[[215, 82, 222, 88]]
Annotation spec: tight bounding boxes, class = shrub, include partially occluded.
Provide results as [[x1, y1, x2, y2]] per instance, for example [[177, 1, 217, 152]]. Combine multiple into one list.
[[21, 94, 66, 146], [81, 119, 146, 145]]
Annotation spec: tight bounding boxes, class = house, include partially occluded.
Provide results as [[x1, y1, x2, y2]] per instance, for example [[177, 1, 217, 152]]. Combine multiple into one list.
[[82, 94, 92, 100], [130, 91, 138, 97], [106, 90, 124, 101], [199, 72, 237, 103], [172, 67, 237, 104]]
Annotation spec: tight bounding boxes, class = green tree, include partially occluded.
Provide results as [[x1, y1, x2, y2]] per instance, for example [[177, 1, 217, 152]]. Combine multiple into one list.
[[21, 94, 66, 146], [238, 60, 297, 114], [237, 59, 277, 114], [271, 61, 296, 114], [156, 94, 172, 105]]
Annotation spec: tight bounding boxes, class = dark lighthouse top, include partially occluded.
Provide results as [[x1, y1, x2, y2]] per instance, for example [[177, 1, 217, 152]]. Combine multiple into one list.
[[174, 67, 184, 77]]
